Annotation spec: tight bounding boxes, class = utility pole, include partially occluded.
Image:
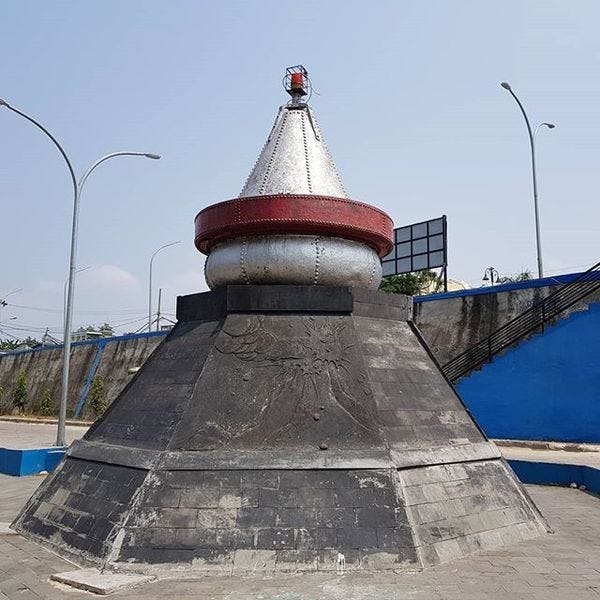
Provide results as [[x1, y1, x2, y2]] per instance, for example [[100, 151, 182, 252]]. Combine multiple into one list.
[[156, 288, 162, 332]]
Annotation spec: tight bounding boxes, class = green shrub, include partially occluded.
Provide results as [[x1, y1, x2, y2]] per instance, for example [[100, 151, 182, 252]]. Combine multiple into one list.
[[88, 377, 107, 416], [39, 388, 53, 415], [12, 369, 28, 413]]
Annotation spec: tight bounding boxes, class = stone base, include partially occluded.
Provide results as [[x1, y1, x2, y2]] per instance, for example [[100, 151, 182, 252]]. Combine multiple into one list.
[[13, 286, 548, 573]]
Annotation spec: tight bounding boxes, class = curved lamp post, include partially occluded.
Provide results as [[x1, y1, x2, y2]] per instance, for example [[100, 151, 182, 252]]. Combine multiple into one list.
[[500, 83, 555, 279], [149, 241, 180, 332], [482, 266, 500, 286], [0, 98, 160, 446]]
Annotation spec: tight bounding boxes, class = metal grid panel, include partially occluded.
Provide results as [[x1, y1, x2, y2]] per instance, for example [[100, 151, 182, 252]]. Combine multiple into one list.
[[381, 215, 447, 275]]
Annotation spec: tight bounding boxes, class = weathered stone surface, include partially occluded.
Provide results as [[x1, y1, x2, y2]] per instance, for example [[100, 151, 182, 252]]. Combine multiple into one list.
[[13, 286, 547, 573], [50, 568, 153, 595]]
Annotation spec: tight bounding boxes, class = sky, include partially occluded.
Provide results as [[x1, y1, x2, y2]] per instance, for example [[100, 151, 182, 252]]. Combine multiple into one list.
[[1, 0, 599, 339]]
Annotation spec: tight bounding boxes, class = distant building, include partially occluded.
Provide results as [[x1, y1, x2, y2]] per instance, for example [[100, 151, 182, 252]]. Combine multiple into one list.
[[71, 325, 113, 343]]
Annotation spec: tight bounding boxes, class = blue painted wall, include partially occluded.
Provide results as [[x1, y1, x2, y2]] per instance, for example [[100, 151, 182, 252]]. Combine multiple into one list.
[[456, 303, 600, 443], [0, 447, 66, 476]]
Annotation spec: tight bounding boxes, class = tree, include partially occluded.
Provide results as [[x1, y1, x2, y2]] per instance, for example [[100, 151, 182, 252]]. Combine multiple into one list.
[[0, 337, 40, 350], [498, 270, 533, 284], [0, 339, 19, 350], [39, 388, 53, 415], [88, 377, 107, 416], [12, 369, 28, 413], [379, 270, 443, 296]]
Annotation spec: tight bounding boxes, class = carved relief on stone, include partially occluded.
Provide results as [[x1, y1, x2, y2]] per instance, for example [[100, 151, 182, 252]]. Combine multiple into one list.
[[172, 315, 383, 451]]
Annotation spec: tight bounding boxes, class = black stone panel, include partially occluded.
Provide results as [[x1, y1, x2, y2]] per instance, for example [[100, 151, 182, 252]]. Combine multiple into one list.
[[87, 320, 220, 450], [15, 457, 147, 564], [176, 289, 228, 322], [118, 468, 418, 565], [170, 314, 386, 451], [354, 316, 485, 447], [176, 287, 412, 322], [226, 285, 354, 314]]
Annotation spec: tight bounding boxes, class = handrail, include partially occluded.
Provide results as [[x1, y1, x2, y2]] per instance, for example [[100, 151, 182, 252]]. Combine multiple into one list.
[[442, 263, 600, 382]]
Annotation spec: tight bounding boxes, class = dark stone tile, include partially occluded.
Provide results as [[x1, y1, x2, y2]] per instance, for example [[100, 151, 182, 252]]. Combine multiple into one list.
[[296, 488, 337, 508], [355, 507, 397, 528], [237, 507, 277, 528], [334, 487, 396, 508], [155, 508, 197, 528], [312, 528, 337, 549], [337, 527, 378, 549], [278, 508, 355, 528], [241, 471, 280, 489], [259, 488, 298, 508], [376, 526, 415, 549], [203, 471, 243, 488], [256, 527, 295, 550]]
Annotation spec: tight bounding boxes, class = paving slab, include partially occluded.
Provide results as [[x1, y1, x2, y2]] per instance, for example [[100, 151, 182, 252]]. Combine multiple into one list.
[[51, 569, 154, 595], [0, 523, 16, 535]]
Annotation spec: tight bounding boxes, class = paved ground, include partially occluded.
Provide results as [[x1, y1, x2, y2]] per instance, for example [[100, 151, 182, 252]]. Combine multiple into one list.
[[0, 420, 88, 449], [500, 445, 600, 467], [0, 474, 43, 522], [1, 473, 599, 599]]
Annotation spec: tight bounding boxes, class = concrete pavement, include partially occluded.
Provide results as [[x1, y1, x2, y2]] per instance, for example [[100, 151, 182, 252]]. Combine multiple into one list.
[[0, 420, 88, 449], [1, 473, 600, 599]]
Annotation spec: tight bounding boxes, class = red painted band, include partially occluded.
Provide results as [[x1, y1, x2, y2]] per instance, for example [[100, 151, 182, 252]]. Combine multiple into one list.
[[194, 194, 394, 257]]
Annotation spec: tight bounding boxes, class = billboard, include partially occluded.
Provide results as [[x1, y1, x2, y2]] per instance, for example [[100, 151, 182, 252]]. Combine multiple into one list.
[[381, 215, 447, 279]]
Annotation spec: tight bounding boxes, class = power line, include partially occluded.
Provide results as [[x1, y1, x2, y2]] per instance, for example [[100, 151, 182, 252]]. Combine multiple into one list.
[[11, 303, 176, 316]]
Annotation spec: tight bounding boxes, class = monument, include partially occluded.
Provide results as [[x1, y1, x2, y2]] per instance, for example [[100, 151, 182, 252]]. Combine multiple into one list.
[[13, 66, 547, 574]]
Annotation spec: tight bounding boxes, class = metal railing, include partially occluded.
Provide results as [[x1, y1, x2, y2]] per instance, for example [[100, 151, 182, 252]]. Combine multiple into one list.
[[442, 262, 600, 383]]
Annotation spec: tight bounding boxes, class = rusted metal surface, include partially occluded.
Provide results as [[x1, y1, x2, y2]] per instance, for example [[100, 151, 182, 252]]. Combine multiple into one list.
[[194, 194, 393, 258]]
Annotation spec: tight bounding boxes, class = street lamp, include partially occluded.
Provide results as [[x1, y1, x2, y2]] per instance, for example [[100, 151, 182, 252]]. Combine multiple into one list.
[[0, 288, 23, 325], [1, 98, 160, 446], [482, 267, 500, 286], [500, 82, 555, 279], [148, 242, 180, 332]]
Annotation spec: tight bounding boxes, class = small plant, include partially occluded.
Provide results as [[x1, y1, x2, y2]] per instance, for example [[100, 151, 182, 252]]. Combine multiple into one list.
[[0, 385, 4, 403], [12, 369, 28, 413], [39, 388, 53, 415], [379, 270, 443, 296], [88, 377, 107, 416]]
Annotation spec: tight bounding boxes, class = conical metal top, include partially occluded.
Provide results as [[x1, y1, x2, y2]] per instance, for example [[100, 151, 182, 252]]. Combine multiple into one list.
[[239, 104, 348, 198]]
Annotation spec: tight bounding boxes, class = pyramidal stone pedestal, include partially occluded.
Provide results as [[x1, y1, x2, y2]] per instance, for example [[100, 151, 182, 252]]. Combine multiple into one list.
[[13, 286, 548, 574]]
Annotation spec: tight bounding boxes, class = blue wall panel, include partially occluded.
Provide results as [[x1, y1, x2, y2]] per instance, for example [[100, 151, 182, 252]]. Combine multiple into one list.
[[0, 447, 66, 476], [456, 304, 600, 443]]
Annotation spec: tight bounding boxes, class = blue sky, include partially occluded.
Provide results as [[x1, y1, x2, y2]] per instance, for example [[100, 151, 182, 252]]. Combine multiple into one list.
[[1, 1, 599, 338]]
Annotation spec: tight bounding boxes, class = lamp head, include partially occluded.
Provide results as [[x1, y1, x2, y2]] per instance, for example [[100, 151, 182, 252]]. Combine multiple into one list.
[[0, 98, 8, 107], [545, 123, 556, 129], [144, 153, 161, 160], [482, 273, 490, 282], [500, 82, 512, 90]]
